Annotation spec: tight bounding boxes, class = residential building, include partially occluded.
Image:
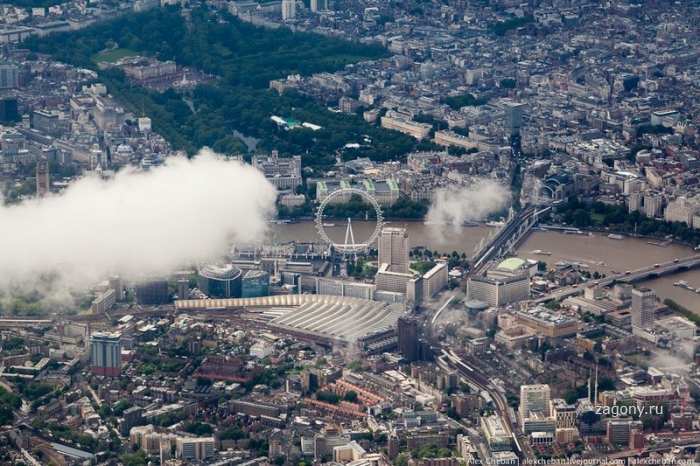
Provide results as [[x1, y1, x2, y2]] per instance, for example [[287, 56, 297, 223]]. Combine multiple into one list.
[[176, 437, 215, 461], [90, 332, 122, 377], [281, 0, 295, 20]]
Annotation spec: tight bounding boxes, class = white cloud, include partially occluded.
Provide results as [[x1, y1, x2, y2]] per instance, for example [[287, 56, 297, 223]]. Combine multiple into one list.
[[0, 148, 278, 292]]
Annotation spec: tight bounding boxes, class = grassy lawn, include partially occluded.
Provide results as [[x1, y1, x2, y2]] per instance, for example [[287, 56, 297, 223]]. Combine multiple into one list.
[[213, 43, 232, 57], [91, 48, 140, 64], [591, 213, 604, 225], [319, 54, 383, 66]]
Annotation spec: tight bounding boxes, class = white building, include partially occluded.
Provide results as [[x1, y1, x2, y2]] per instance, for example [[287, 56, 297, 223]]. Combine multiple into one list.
[[631, 287, 655, 335], [378, 227, 409, 274], [422, 262, 448, 299], [250, 340, 275, 358], [282, 0, 295, 20], [520, 384, 551, 426], [375, 263, 416, 294], [316, 278, 375, 300], [664, 196, 700, 225], [176, 437, 215, 461]]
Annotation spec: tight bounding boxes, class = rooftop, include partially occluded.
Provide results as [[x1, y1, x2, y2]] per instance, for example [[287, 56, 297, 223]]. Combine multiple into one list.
[[496, 257, 527, 272]]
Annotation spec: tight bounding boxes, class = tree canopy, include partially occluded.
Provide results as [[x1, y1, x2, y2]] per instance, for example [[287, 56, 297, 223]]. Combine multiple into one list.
[[25, 7, 417, 171]]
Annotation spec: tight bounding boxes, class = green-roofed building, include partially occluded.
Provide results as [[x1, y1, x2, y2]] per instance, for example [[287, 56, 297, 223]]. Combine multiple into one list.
[[497, 258, 527, 273]]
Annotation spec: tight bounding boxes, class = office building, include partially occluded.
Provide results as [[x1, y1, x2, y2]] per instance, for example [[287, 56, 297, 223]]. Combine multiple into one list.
[[241, 269, 270, 298], [92, 289, 116, 314], [631, 287, 655, 334], [407, 276, 424, 304], [422, 262, 448, 299], [522, 412, 557, 435], [36, 160, 50, 197], [644, 193, 663, 218], [516, 307, 578, 337], [378, 227, 409, 273], [282, 0, 295, 20], [316, 277, 375, 300], [33, 109, 60, 137], [380, 111, 432, 139], [198, 264, 243, 299], [607, 420, 642, 445], [176, 437, 215, 460], [121, 406, 144, 436], [520, 384, 551, 425], [503, 101, 526, 136], [665, 196, 700, 225], [135, 279, 169, 305], [550, 399, 576, 429], [481, 416, 511, 451], [467, 275, 529, 307], [375, 263, 415, 294], [177, 279, 189, 301], [109, 276, 124, 301], [93, 95, 125, 131], [0, 62, 18, 89], [90, 332, 122, 377], [252, 151, 301, 189], [0, 99, 18, 122], [397, 316, 419, 362]]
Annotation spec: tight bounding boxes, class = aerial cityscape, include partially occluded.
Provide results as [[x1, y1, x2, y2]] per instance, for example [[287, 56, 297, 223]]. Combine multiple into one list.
[[1, 0, 700, 465]]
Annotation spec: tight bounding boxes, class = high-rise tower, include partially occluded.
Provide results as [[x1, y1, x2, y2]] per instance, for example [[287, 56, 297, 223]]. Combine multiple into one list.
[[631, 287, 655, 334], [36, 159, 50, 197], [397, 316, 419, 362], [378, 227, 409, 273], [90, 332, 123, 377]]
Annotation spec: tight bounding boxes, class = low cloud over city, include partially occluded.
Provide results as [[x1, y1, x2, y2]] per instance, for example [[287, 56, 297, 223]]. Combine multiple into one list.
[[0, 149, 277, 291], [424, 180, 511, 230]]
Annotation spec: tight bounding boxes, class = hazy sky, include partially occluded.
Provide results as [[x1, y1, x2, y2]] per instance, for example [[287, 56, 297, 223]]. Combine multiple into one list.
[[0, 149, 278, 292]]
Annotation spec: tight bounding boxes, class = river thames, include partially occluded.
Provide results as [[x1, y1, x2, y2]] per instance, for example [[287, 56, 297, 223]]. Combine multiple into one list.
[[267, 220, 700, 314]]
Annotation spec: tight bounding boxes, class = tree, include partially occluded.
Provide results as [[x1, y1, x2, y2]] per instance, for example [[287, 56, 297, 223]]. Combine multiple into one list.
[[446, 407, 460, 420], [394, 454, 409, 466], [343, 391, 358, 403], [564, 389, 579, 405], [120, 451, 147, 466], [500, 78, 517, 89]]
